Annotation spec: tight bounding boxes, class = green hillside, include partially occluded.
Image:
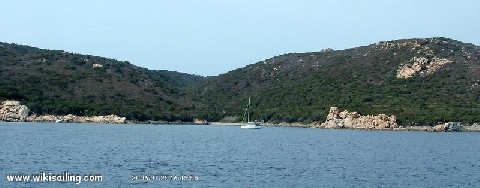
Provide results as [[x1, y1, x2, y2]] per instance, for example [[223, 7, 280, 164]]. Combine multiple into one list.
[[0, 42, 206, 121], [1, 37, 479, 125], [196, 37, 480, 125]]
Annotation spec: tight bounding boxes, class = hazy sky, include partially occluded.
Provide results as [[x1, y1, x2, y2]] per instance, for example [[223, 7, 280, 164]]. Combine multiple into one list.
[[1, 0, 479, 76]]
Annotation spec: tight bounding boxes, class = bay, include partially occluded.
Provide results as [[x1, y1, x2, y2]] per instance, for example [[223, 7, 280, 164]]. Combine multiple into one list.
[[1, 122, 479, 187]]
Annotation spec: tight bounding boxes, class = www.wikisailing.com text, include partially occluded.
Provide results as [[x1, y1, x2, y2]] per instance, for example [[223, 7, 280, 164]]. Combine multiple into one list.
[[5, 172, 103, 184]]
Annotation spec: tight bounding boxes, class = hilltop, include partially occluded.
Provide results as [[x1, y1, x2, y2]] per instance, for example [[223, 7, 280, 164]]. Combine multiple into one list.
[[196, 37, 480, 125], [1, 37, 479, 125]]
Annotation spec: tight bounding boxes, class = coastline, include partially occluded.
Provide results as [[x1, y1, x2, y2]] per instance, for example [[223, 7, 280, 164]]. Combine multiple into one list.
[[1, 100, 479, 132]]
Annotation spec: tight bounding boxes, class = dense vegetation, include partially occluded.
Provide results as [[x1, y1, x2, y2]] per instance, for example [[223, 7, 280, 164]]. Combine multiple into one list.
[[196, 38, 480, 125], [1, 37, 479, 125], [0, 43, 206, 121]]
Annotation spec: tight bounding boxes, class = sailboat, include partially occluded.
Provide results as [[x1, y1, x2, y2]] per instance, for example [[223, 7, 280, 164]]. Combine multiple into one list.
[[240, 98, 261, 129]]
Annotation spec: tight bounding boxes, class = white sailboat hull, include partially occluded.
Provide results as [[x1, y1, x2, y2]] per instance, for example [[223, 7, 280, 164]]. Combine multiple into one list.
[[240, 122, 261, 129]]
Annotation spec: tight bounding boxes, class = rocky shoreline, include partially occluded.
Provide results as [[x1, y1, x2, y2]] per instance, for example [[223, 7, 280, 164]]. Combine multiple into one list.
[[27, 114, 126, 124], [267, 107, 479, 132], [1, 100, 126, 124], [1, 100, 479, 131], [240, 107, 479, 132], [256, 122, 480, 132]]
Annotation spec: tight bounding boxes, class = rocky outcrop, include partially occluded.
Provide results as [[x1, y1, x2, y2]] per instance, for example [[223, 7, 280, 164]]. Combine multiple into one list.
[[432, 122, 463, 132], [0, 100, 30, 122], [316, 107, 397, 129], [396, 56, 453, 79]]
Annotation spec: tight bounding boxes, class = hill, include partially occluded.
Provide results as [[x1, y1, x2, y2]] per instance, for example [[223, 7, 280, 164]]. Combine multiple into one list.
[[196, 37, 480, 125], [0, 42, 206, 121], [1, 37, 479, 125]]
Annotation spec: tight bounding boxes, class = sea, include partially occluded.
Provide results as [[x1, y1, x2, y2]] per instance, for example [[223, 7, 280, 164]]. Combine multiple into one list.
[[1, 122, 479, 187]]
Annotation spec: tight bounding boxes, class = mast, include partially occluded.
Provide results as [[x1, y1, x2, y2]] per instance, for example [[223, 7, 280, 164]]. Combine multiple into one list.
[[247, 98, 251, 122]]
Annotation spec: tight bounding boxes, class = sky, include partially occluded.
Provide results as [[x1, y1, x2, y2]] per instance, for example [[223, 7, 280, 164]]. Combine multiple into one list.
[[1, 0, 479, 76]]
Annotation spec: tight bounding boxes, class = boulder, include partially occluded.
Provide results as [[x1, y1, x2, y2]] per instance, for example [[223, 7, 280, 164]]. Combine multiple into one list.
[[326, 107, 340, 120], [0, 100, 30, 122], [432, 122, 463, 132], [433, 123, 448, 132]]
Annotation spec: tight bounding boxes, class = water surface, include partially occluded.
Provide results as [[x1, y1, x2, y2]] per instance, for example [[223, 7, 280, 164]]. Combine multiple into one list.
[[1, 123, 479, 187]]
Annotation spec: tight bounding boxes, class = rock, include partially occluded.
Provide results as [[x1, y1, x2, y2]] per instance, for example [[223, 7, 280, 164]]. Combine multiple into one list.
[[28, 114, 126, 124], [464, 123, 480, 132], [326, 107, 340, 120], [318, 107, 397, 130], [18, 105, 29, 118], [446, 122, 463, 131], [0, 100, 30, 122], [397, 57, 427, 79], [433, 122, 463, 132], [3, 101, 20, 106], [92, 63, 103, 68], [29, 114, 58, 122], [433, 123, 448, 132], [194, 119, 209, 125], [90, 114, 126, 124], [396, 56, 453, 79]]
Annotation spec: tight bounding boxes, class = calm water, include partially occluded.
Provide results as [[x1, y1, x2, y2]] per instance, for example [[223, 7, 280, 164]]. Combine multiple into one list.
[[1, 122, 479, 187]]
